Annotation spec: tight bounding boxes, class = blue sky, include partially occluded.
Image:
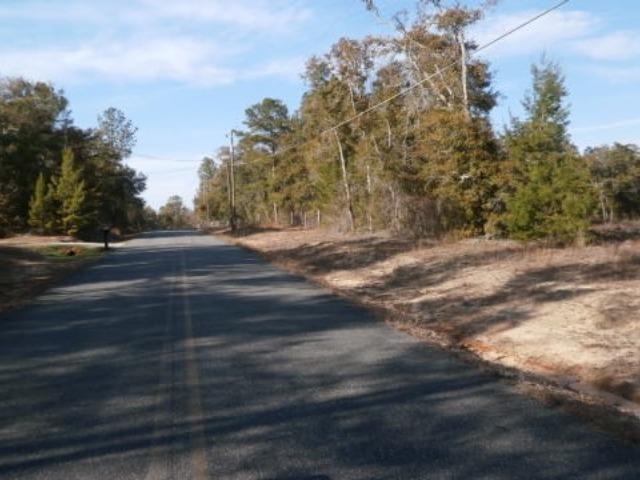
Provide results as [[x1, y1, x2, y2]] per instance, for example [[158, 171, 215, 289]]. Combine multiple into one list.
[[1, 0, 639, 209]]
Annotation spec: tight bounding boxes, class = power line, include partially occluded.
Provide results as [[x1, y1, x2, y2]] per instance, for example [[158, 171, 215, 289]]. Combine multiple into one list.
[[314, 0, 570, 147], [131, 153, 203, 163], [151, 167, 196, 175], [245, 0, 570, 162], [227, 130, 238, 231], [476, 1, 570, 54]]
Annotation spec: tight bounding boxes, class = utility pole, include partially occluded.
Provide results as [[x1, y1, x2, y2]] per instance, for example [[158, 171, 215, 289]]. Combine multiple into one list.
[[227, 130, 237, 232], [225, 150, 232, 222], [204, 180, 210, 224]]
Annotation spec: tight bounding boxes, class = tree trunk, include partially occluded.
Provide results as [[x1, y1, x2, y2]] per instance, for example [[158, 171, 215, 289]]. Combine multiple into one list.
[[457, 32, 470, 119], [389, 184, 400, 232], [366, 163, 373, 232], [334, 130, 355, 231]]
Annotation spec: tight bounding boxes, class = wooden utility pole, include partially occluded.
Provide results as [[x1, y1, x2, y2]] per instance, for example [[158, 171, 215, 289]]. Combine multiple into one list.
[[203, 181, 210, 223], [228, 130, 237, 232], [226, 154, 232, 220], [272, 158, 278, 225]]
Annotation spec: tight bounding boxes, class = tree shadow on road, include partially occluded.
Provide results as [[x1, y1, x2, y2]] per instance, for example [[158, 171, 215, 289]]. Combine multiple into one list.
[[0, 231, 638, 479]]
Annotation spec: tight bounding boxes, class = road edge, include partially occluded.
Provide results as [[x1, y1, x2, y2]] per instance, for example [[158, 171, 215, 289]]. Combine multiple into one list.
[[215, 231, 640, 444]]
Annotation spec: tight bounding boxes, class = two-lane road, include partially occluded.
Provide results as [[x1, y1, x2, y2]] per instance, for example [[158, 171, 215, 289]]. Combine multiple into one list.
[[0, 231, 638, 479]]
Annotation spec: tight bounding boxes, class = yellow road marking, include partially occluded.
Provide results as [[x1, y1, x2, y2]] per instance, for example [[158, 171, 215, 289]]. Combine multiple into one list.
[[144, 262, 177, 480], [181, 250, 209, 480]]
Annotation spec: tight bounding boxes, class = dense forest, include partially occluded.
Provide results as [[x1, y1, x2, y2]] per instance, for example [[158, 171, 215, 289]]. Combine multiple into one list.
[[0, 78, 152, 238], [2, 0, 639, 244], [193, 0, 640, 244]]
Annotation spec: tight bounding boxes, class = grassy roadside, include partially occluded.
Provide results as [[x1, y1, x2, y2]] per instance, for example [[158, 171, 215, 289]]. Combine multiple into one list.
[[30, 244, 104, 260], [219, 227, 640, 442], [0, 244, 104, 315]]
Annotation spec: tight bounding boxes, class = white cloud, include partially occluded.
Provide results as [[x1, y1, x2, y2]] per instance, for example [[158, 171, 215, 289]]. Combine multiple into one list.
[[0, 0, 311, 87], [1, 42, 306, 87], [588, 65, 640, 84], [0, 0, 308, 86], [473, 10, 598, 58], [0, 30, 307, 88], [0, 38, 307, 86], [0, 0, 311, 33], [0, 2, 103, 22], [138, 0, 311, 31], [241, 56, 307, 82], [572, 31, 640, 61], [573, 117, 640, 134], [0, 37, 239, 86]]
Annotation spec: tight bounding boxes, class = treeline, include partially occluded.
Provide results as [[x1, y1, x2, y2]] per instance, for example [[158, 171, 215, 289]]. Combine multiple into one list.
[[0, 77, 153, 238], [156, 195, 193, 230], [192, 1, 640, 243]]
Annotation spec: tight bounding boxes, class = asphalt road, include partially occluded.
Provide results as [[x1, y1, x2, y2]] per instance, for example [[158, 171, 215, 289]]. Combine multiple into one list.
[[0, 231, 638, 479]]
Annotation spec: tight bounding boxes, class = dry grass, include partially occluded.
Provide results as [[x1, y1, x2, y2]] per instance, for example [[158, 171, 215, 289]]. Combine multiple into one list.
[[0, 239, 103, 314], [222, 227, 640, 413]]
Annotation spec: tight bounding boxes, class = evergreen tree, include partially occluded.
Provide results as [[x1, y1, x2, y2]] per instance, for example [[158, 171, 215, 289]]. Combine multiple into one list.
[[503, 59, 594, 243], [56, 148, 89, 236], [28, 173, 48, 233], [0, 78, 69, 232], [43, 179, 60, 233], [408, 110, 503, 236], [0, 76, 147, 236], [238, 98, 292, 225]]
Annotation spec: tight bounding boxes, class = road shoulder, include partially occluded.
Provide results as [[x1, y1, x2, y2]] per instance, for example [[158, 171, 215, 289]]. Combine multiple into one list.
[[0, 237, 106, 315], [217, 227, 640, 443]]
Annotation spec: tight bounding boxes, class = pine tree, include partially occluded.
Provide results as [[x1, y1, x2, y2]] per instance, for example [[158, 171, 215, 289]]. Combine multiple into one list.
[[56, 148, 89, 236], [43, 179, 60, 233], [0, 78, 69, 232], [28, 173, 48, 233], [29, 173, 59, 234], [504, 59, 594, 243], [237, 98, 292, 225], [28, 172, 59, 234]]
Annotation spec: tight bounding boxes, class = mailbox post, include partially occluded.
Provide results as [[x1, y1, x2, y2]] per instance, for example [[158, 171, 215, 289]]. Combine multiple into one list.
[[102, 226, 110, 250]]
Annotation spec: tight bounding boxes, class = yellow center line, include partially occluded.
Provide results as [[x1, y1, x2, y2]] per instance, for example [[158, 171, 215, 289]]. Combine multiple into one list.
[[181, 249, 209, 480], [144, 261, 177, 480]]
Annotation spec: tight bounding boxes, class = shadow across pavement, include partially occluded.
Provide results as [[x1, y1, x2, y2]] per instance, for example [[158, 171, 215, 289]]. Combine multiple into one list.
[[0, 231, 638, 479]]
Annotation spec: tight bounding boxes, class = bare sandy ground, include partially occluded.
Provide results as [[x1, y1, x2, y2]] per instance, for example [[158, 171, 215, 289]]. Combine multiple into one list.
[[223, 228, 640, 417]]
